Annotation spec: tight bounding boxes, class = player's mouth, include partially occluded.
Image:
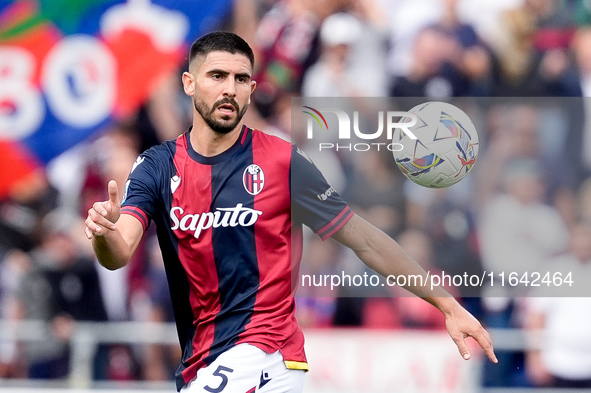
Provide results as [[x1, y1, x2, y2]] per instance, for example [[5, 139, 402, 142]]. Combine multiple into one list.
[[217, 103, 237, 114]]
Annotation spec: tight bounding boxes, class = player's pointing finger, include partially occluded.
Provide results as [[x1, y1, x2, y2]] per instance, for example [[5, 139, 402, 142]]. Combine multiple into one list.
[[108, 180, 119, 205], [473, 329, 498, 363]]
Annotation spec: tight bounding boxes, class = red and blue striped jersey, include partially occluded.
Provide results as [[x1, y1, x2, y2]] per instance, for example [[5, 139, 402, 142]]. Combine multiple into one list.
[[120, 126, 353, 390]]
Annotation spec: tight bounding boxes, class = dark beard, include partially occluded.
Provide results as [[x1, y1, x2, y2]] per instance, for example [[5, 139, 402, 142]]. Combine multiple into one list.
[[194, 96, 248, 134]]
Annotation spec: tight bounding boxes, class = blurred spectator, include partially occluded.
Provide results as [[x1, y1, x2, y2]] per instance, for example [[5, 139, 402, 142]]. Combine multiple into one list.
[[386, 0, 445, 79], [80, 124, 147, 324], [230, 0, 261, 48], [252, 0, 350, 118], [0, 171, 58, 253], [524, 221, 591, 388], [452, 0, 522, 50], [573, 28, 591, 176], [475, 103, 580, 217], [0, 249, 29, 378], [296, 230, 341, 328], [331, 145, 406, 328], [406, 184, 484, 298], [79, 123, 141, 216], [477, 158, 568, 386], [143, 71, 192, 146], [344, 148, 406, 239], [577, 176, 591, 223], [390, 229, 448, 330], [490, 0, 581, 96], [303, 0, 390, 97], [137, 236, 180, 381], [331, 248, 379, 327], [389, 0, 493, 97], [16, 208, 109, 379], [347, 0, 391, 96], [437, 0, 494, 96], [390, 26, 469, 97], [575, 0, 591, 25], [302, 12, 364, 97], [479, 158, 568, 295]]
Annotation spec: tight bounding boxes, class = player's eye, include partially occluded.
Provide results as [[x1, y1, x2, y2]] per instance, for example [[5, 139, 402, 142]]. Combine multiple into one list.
[[237, 76, 247, 83]]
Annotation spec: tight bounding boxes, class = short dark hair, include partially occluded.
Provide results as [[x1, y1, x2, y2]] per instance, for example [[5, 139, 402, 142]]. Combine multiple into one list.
[[189, 31, 255, 69]]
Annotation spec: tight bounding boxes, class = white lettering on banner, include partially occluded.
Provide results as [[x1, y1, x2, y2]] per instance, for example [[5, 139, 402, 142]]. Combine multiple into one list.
[[42, 35, 116, 128], [100, 0, 189, 51], [0, 47, 45, 139], [170, 204, 263, 238]]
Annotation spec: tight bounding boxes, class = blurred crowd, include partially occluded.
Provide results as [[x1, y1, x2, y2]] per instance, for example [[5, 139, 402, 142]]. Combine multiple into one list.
[[2, 0, 591, 388]]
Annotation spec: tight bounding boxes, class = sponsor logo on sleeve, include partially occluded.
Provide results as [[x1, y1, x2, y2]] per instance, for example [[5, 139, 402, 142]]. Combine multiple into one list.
[[317, 186, 336, 201]]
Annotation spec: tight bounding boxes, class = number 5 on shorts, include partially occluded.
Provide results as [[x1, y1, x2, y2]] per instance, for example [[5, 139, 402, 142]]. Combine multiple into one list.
[[204, 365, 234, 393]]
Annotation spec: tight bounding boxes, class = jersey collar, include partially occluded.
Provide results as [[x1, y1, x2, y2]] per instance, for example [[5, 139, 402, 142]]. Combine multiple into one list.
[[185, 125, 249, 165]]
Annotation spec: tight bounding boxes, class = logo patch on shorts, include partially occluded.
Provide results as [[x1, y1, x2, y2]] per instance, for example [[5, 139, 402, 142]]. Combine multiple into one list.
[[259, 370, 272, 389]]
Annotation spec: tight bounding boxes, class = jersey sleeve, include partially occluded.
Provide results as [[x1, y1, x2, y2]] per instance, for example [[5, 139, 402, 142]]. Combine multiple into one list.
[[291, 145, 353, 240], [120, 150, 162, 231]]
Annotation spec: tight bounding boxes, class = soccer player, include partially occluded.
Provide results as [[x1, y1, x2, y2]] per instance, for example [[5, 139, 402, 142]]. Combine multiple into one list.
[[85, 31, 497, 393]]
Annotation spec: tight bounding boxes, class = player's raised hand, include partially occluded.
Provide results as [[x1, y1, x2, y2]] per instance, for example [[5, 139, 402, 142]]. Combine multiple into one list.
[[85, 180, 121, 239], [445, 303, 498, 363]]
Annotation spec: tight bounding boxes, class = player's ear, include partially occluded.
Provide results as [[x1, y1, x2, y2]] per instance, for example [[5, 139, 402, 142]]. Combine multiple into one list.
[[182, 72, 195, 96], [250, 80, 257, 95]]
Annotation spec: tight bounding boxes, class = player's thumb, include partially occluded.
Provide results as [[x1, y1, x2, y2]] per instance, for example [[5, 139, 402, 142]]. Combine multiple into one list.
[[108, 180, 120, 206], [454, 335, 472, 360]]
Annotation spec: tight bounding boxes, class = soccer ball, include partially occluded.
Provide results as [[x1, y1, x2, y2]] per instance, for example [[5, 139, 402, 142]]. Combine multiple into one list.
[[392, 101, 479, 188]]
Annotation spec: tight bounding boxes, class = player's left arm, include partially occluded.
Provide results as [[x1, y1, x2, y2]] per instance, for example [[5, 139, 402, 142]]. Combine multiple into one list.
[[332, 213, 498, 363]]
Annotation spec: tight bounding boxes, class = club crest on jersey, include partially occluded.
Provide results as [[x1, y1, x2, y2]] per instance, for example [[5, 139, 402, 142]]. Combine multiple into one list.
[[243, 164, 265, 196]]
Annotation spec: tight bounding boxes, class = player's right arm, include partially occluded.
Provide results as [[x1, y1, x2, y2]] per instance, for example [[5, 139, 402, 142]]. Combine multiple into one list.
[[85, 180, 144, 270]]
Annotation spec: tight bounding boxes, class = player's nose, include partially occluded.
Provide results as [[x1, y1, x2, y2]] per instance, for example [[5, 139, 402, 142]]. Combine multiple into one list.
[[222, 76, 237, 97]]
